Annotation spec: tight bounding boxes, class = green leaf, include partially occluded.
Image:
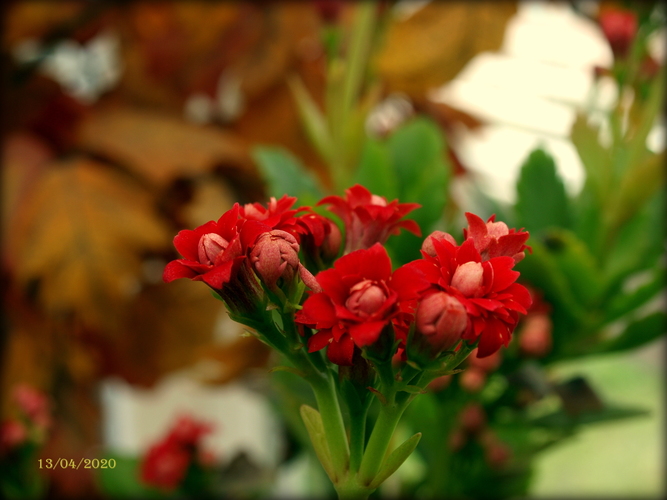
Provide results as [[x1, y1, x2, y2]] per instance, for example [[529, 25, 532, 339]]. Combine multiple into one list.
[[252, 147, 324, 206], [352, 138, 398, 200], [530, 404, 650, 428], [515, 148, 572, 235], [570, 113, 612, 202], [369, 432, 422, 490], [598, 312, 666, 353], [95, 454, 161, 499], [299, 405, 337, 482], [287, 75, 333, 164], [540, 228, 604, 307], [603, 267, 665, 324]]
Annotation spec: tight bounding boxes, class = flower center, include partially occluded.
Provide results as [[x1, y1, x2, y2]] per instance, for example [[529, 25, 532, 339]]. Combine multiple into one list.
[[198, 233, 229, 265], [451, 261, 484, 297], [346, 279, 388, 318]]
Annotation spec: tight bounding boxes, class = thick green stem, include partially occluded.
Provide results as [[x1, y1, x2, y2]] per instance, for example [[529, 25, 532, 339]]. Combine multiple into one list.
[[307, 372, 351, 476], [357, 399, 407, 486], [348, 403, 368, 473]]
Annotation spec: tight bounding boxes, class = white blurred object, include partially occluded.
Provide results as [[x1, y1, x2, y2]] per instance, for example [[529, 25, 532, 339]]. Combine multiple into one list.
[[100, 373, 284, 468]]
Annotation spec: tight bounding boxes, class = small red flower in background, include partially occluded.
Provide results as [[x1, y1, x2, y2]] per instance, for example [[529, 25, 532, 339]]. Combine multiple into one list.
[[240, 195, 303, 236], [141, 415, 214, 492], [319, 185, 421, 254], [0, 419, 27, 455], [13, 383, 51, 431], [463, 213, 530, 263], [599, 7, 638, 59], [295, 243, 426, 365], [409, 228, 532, 358]]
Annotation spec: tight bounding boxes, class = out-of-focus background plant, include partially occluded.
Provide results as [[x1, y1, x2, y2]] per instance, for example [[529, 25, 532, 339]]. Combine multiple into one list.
[[1, 1, 664, 498]]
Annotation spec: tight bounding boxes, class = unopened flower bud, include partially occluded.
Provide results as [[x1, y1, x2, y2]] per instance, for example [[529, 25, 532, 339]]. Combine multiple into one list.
[[250, 230, 300, 289], [415, 292, 467, 352], [460, 367, 486, 393], [197, 233, 229, 265], [346, 280, 388, 318], [519, 313, 552, 358], [599, 8, 637, 59], [468, 348, 502, 373], [321, 222, 342, 261], [451, 261, 484, 297], [421, 231, 457, 257]]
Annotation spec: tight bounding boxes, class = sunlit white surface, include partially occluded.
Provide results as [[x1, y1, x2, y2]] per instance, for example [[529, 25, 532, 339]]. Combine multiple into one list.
[[101, 374, 283, 468]]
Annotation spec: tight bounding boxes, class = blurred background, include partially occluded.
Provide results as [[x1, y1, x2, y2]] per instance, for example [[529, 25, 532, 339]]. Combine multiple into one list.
[[1, 1, 664, 498]]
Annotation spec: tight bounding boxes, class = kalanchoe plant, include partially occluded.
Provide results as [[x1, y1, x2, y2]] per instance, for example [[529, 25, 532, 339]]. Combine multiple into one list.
[[163, 186, 531, 499]]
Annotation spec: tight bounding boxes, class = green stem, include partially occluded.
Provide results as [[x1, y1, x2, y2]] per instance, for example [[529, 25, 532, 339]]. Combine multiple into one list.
[[357, 397, 407, 486], [348, 402, 369, 473], [307, 372, 351, 477]]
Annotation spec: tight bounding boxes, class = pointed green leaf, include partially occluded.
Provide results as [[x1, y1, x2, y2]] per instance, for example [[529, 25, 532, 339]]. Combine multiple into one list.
[[287, 75, 333, 163], [541, 228, 604, 306], [300, 405, 337, 482], [515, 148, 571, 235], [570, 113, 612, 202], [369, 432, 422, 490], [603, 267, 665, 324], [252, 147, 324, 206], [598, 312, 666, 353]]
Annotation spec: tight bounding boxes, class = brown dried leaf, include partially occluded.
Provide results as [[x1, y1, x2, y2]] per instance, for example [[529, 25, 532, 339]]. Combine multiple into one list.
[[376, 2, 517, 97], [111, 280, 225, 387], [10, 157, 170, 332], [76, 106, 253, 188]]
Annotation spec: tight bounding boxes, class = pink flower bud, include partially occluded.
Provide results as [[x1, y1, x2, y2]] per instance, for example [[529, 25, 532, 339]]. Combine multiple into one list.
[[415, 292, 467, 352], [518, 313, 552, 358], [421, 231, 457, 257], [451, 261, 484, 297], [346, 280, 388, 318], [250, 230, 301, 289], [599, 8, 637, 58], [197, 233, 229, 265], [468, 348, 502, 373], [322, 222, 342, 261], [460, 367, 486, 393], [13, 384, 50, 430]]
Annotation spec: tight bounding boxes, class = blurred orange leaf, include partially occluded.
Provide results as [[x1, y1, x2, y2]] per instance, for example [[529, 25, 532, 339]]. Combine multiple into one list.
[[76, 106, 253, 188], [10, 157, 170, 332], [376, 2, 517, 97]]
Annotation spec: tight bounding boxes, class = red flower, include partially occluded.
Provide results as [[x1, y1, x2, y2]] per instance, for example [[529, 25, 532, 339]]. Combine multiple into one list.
[[163, 204, 267, 290], [408, 233, 532, 357], [318, 185, 421, 253], [295, 211, 342, 268], [463, 213, 530, 263], [240, 195, 303, 236], [140, 415, 214, 492], [295, 243, 426, 365], [0, 419, 27, 455], [13, 384, 51, 431], [599, 7, 638, 59]]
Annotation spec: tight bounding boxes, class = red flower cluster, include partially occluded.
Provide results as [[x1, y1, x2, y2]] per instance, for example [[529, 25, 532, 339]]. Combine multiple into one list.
[[409, 226, 532, 357], [164, 188, 421, 314], [141, 415, 214, 491], [295, 244, 425, 365], [0, 384, 51, 456]]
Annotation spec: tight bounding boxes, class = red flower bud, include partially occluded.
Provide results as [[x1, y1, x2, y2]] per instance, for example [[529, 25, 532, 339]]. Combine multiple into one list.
[[415, 292, 467, 352], [451, 261, 484, 297], [250, 230, 301, 289], [421, 231, 457, 257], [518, 313, 552, 358], [460, 367, 486, 393], [0, 419, 27, 454], [346, 280, 389, 318]]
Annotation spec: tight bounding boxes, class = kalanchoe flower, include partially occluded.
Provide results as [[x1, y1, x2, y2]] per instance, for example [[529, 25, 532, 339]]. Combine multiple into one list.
[[296, 211, 342, 270], [421, 230, 457, 258], [318, 184, 421, 253], [295, 243, 425, 365], [407, 228, 532, 357], [163, 204, 270, 314], [250, 230, 301, 288], [240, 195, 303, 236], [13, 384, 51, 431], [413, 291, 467, 355], [0, 419, 27, 455], [599, 7, 638, 59], [463, 213, 530, 263]]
